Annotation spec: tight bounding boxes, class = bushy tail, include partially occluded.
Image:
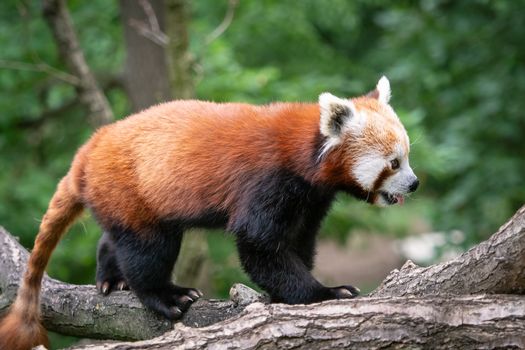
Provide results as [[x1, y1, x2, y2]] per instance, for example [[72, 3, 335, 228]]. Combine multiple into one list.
[[0, 175, 83, 350]]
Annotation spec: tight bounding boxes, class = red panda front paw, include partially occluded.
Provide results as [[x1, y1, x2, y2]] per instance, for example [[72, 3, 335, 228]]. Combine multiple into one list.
[[329, 285, 360, 299]]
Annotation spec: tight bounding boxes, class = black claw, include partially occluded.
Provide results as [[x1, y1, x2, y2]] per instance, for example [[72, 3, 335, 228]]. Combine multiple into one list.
[[138, 284, 201, 320], [170, 306, 183, 319], [331, 285, 360, 299], [117, 281, 128, 291], [188, 289, 202, 300], [175, 295, 193, 311], [96, 279, 129, 296], [102, 282, 110, 295]]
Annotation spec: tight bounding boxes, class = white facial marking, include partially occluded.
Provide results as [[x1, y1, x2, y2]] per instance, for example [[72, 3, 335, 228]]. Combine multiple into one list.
[[352, 152, 386, 191], [381, 160, 416, 194], [379, 143, 417, 196], [377, 76, 391, 104]]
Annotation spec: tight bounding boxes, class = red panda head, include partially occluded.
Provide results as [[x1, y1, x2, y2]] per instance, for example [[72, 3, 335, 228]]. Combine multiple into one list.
[[318, 76, 419, 206]]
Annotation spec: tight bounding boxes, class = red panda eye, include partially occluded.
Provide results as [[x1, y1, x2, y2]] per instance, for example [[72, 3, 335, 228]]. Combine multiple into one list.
[[390, 159, 400, 170]]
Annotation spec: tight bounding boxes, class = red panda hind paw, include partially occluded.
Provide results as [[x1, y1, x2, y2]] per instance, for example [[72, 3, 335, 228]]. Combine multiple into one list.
[[172, 294, 194, 311], [139, 285, 203, 319], [187, 288, 204, 300], [167, 285, 203, 312], [330, 285, 360, 299], [117, 280, 129, 291], [96, 279, 129, 295]]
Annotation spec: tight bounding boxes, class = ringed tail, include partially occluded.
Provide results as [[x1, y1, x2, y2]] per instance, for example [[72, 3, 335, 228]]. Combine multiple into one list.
[[0, 174, 84, 350]]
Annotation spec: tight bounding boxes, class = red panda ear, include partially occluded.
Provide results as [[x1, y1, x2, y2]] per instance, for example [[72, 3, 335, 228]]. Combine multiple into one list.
[[367, 76, 391, 104], [319, 93, 358, 139]]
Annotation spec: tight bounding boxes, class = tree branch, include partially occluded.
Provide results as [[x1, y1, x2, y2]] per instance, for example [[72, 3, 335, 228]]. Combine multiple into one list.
[[69, 295, 525, 350], [11, 72, 123, 130], [128, 0, 170, 47], [0, 59, 80, 86], [205, 0, 239, 45], [0, 226, 252, 341], [42, 0, 114, 127], [371, 205, 525, 297]]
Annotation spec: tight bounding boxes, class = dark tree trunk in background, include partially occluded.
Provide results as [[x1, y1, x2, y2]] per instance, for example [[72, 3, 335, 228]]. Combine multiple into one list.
[[119, 0, 172, 112]]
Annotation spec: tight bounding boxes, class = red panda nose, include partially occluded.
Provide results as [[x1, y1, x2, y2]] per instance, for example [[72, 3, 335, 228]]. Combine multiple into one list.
[[408, 179, 419, 193]]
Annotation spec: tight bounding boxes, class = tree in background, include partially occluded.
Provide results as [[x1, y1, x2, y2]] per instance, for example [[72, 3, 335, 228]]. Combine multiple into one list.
[[120, 0, 171, 111]]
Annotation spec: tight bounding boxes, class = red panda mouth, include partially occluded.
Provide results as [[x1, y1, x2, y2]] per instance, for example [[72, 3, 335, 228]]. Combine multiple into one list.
[[380, 191, 405, 205]]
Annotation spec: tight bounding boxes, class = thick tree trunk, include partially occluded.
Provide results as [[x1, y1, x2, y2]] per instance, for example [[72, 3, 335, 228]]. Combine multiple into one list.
[[42, 0, 114, 126], [1, 206, 524, 348], [119, 0, 172, 112]]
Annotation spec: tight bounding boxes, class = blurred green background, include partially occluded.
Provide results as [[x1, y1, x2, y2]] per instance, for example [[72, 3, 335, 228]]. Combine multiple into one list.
[[1, 0, 524, 348]]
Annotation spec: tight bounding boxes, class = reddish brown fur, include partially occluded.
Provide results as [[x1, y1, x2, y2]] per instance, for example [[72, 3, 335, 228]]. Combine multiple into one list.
[[80, 101, 354, 234], [0, 310, 48, 350], [0, 176, 83, 350], [0, 96, 390, 349]]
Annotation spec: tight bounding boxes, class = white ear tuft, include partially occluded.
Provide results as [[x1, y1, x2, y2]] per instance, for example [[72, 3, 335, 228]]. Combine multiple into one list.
[[319, 92, 356, 139], [376, 76, 391, 104]]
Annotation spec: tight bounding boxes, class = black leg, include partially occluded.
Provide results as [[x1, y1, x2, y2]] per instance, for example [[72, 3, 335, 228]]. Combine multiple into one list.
[[96, 231, 128, 295], [237, 237, 359, 303], [291, 227, 360, 299], [236, 237, 330, 303], [229, 169, 359, 304], [109, 225, 202, 320]]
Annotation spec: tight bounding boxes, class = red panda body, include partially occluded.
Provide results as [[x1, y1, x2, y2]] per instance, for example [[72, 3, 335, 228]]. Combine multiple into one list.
[[81, 101, 329, 233], [0, 77, 419, 350]]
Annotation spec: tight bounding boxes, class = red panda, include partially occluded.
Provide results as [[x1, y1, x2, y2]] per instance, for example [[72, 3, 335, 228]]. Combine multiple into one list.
[[0, 76, 418, 350]]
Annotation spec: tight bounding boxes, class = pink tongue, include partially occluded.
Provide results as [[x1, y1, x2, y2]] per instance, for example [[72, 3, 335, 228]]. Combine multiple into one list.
[[396, 195, 405, 206]]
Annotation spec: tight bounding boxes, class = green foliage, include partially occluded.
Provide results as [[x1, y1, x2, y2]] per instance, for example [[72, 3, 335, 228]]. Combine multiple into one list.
[[0, 0, 523, 319]]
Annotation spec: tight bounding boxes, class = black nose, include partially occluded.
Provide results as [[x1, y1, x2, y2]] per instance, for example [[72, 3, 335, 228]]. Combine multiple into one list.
[[408, 178, 419, 193]]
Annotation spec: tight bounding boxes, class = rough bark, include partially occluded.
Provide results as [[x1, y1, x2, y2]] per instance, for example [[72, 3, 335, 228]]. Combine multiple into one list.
[[69, 296, 525, 350], [119, 0, 172, 112], [371, 205, 525, 297], [0, 226, 253, 340], [42, 0, 114, 126], [0, 205, 524, 348]]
